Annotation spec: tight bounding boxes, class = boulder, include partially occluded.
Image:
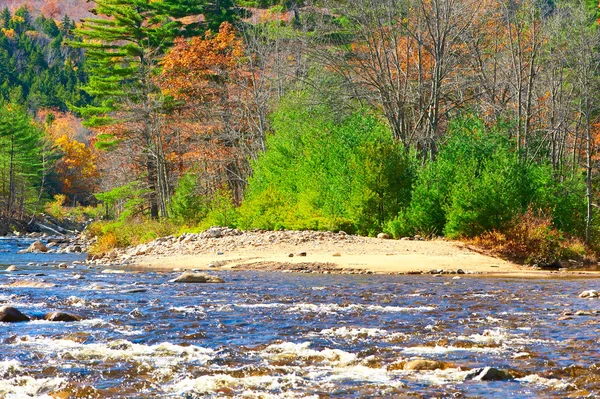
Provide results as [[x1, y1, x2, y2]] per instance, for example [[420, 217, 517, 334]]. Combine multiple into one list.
[[377, 233, 390, 239], [465, 367, 513, 381], [20, 241, 48, 253], [205, 227, 225, 238], [5, 265, 18, 272], [170, 272, 224, 283], [0, 306, 30, 322], [44, 312, 81, 322]]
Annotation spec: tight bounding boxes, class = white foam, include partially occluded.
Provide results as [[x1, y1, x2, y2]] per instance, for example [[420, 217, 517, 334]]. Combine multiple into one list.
[[400, 345, 502, 355], [236, 303, 287, 309], [168, 306, 206, 315], [459, 328, 550, 346], [0, 360, 21, 378], [317, 327, 397, 340], [286, 303, 434, 315], [517, 374, 576, 390], [169, 374, 311, 397], [260, 342, 357, 367], [10, 337, 214, 367], [0, 376, 66, 398]]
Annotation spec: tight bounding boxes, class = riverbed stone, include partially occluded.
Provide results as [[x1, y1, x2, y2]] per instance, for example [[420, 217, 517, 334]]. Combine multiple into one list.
[[0, 306, 30, 322], [170, 272, 224, 283], [465, 367, 513, 381], [44, 312, 81, 322], [402, 359, 449, 371], [20, 240, 48, 253], [579, 290, 599, 298]]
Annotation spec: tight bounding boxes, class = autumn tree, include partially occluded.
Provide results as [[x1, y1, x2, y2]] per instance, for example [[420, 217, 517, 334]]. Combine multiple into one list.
[[41, 110, 99, 204], [320, 0, 483, 157], [70, 0, 238, 218], [159, 22, 246, 201]]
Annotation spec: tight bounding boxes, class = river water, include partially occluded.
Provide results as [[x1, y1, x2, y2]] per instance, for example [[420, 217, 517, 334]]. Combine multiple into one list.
[[1, 237, 600, 398]]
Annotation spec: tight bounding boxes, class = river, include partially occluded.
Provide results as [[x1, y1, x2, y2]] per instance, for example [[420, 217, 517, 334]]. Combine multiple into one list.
[[1, 237, 599, 398]]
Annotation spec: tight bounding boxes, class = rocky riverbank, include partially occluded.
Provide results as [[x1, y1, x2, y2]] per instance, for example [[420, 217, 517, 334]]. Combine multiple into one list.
[[84, 227, 539, 276]]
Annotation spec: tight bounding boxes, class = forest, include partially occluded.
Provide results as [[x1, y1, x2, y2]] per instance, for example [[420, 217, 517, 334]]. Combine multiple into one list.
[[0, 0, 599, 265]]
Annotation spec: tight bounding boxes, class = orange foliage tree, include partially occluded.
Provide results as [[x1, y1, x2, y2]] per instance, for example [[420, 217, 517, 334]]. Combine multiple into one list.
[[159, 22, 249, 201], [40, 110, 99, 204]]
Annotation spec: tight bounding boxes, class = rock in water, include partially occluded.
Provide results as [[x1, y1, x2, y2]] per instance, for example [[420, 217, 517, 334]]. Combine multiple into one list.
[[170, 272, 224, 283], [579, 290, 599, 298], [5, 265, 18, 271], [44, 312, 81, 322], [0, 306, 30, 322], [20, 240, 48, 253], [403, 359, 448, 371], [465, 367, 513, 381]]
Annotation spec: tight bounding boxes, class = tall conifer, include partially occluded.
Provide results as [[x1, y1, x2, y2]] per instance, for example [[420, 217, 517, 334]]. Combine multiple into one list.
[[70, 0, 239, 218]]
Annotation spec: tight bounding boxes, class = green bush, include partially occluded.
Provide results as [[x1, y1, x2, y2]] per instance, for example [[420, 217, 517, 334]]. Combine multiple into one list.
[[238, 92, 414, 234], [389, 116, 587, 239], [169, 173, 210, 224], [200, 186, 239, 229]]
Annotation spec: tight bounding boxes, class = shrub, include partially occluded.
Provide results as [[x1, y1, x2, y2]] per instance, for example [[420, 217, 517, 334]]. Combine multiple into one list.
[[199, 186, 238, 229], [392, 116, 587, 240], [86, 219, 178, 255], [472, 209, 566, 266], [169, 173, 210, 224]]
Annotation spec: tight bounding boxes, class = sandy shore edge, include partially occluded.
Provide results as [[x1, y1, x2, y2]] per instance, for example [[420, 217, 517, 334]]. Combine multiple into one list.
[[112, 230, 600, 278]]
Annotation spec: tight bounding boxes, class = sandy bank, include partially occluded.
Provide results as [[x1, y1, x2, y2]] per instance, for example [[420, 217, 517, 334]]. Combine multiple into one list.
[[96, 228, 599, 278]]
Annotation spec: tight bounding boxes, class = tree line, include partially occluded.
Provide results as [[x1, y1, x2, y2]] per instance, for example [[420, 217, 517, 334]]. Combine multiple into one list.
[[1, 0, 600, 263]]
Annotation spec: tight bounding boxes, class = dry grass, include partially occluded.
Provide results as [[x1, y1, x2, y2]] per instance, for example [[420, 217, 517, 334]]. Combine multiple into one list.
[[470, 209, 589, 267]]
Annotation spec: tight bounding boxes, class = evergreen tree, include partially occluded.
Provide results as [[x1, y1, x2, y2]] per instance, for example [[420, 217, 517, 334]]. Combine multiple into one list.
[[70, 0, 239, 219], [0, 103, 45, 219]]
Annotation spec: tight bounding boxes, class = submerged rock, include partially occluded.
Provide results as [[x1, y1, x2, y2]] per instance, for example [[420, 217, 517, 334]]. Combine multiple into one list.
[[465, 367, 513, 381], [6, 281, 56, 288], [101, 269, 127, 274], [0, 306, 30, 322], [44, 312, 81, 322], [170, 272, 224, 283]]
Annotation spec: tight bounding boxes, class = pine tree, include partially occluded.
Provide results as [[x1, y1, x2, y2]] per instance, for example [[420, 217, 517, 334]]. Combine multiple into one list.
[[70, 0, 239, 219], [0, 103, 45, 219]]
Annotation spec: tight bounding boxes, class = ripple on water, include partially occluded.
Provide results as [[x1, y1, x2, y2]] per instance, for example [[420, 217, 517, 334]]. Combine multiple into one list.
[[0, 265, 599, 398]]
